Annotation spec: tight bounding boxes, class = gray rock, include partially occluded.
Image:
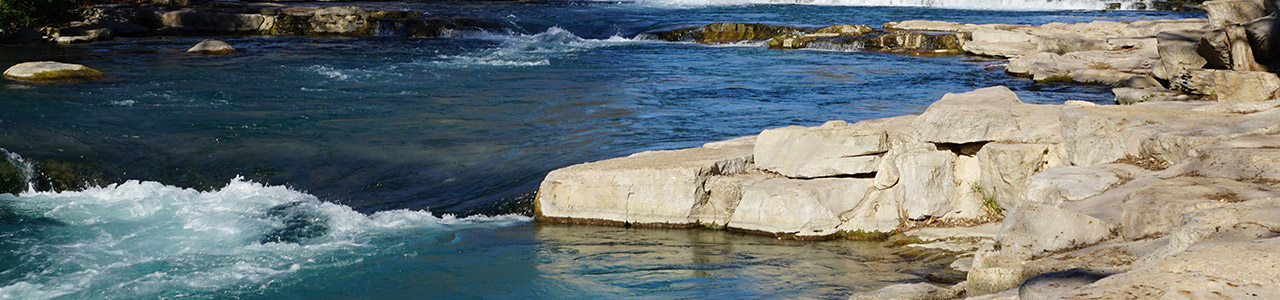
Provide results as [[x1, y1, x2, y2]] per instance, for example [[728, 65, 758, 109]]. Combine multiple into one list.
[[997, 203, 1114, 257], [1023, 166, 1121, 207], [1172, 69, 1280, 102], [1018, 269, 1111, 300], [1205, 0, 1268, 29], [1154, 30, 1208, 81], [729, 177, 875, 237], [848, 283, 957, 300]]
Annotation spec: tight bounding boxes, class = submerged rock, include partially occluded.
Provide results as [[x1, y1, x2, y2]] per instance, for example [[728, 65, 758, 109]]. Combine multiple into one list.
[[260, 201, 331, 244], [3, 61, 105, 82], [187, 39, 235, 55]]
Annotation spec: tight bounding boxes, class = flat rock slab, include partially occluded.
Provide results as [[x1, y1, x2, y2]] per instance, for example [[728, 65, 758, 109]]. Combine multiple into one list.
[[536, 142, 754, 226], [755, 120, 887, 178], [729, 177, 874, 237], [3, 61, 105, 81]]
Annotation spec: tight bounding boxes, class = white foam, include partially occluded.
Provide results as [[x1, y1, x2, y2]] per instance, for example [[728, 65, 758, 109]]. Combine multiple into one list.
[[435, 26, 642, 68], [0, 177, 529, 299]]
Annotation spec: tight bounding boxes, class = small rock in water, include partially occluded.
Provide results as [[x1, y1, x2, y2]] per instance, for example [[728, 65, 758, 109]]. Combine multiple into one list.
[[187, 39, 236, 55], [260, 201, 330, 244], [3, 61, 105, 82]]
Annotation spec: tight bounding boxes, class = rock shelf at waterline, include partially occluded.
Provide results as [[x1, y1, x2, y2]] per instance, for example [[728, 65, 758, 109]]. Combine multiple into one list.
[[536, 4, 1280, 298]]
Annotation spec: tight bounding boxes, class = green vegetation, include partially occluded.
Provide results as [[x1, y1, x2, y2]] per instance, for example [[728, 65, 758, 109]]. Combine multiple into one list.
[[19, 68, 105, 81], [971, 185, 1004, 219], [1, 0, 81, 28], [1035, 74, 1074, 84]]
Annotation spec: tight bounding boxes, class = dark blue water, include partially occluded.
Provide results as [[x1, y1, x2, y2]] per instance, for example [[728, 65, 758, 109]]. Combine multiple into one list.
[[0, 2, 1200, 299]]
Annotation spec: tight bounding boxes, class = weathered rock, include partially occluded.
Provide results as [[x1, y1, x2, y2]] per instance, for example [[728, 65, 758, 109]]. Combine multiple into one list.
[[1172, 69, 1280, 102], [186, 39, 235, 55], [815, 24, 874, 35], [536, 142, 753, 226], [894, 150, 959, 219], [997, 203, 1113, 257], [963, 29, 1036, 58], [860, 31, 965, 54], [694, 173, 774, 227], [1154, 30, 1208, 80], [914, 86, 1061, 145], [848, 282, 957, 300], [1198, 28, 1234, 68], [3, 61, 105, 82], [53, 28, 114, 44], [1069, 237, 1280, 298], [1023, 166, 1122, 207], [1112, 87, 1191, 104], [1119, 176, 1280, 240], [1205, 0, 1268, 29], [976, 143, 1062, 210], [754, 120, 887, 178], [729, 177, 874, 237], [266, 6, 373, 36], [1018, 269, 1111, 300]]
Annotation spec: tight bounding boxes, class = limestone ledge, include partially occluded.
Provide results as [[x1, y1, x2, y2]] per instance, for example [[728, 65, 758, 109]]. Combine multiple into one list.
[[535, 84, 1280, 298]]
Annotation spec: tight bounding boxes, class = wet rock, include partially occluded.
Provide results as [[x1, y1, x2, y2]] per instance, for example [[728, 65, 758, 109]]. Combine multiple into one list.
[[52, 28, 115, 44], [0, 160, 23, 195], [3, 61, 105, 82], [187, 39, 235, 55], [754, 120, 887, 178], [260, 201, 330, 244], [0, 28, 44, 44], [859, 30, 965, 55], [882, 20, 974, 32], [767, 24, 875, 49], [265, 6, 373, 36], [647, 23, 804, 44], [1172, 69, 1280, 102]]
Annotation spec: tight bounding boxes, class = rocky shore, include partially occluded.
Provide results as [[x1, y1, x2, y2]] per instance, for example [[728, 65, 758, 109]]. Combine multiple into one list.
[[536, 1, 1280, 299]]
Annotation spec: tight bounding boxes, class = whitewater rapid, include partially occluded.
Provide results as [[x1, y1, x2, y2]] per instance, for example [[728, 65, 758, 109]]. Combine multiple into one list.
[[0, 178, 528, 299]]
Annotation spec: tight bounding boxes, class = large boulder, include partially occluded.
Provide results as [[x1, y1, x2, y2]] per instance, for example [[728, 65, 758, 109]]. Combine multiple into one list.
[[913, 86, 1061, 144], [1205, 0, 1269, 29], [1172, 69, 1280, 102], [3, 61, 105, 82], [976, 143, 1063, 210], [535, 142, 754, 226], [754, 120, 887, 178], [1154, 30, 1208, 80], [186, 39, 235, 55]]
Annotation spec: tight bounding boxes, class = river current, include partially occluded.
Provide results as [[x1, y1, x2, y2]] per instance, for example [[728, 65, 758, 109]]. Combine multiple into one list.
[[0, 2, 1198, 299]]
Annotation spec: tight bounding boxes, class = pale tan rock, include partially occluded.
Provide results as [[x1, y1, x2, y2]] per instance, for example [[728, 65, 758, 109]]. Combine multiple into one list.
[[536, 142, 753, 225], [1153, 30, 1208, 80], [894, 150, 958, 219], [1071, 236, 1280, 299], [836, 186, 902, 233], [976, 143, 1062, 210], [754, 120, 887, 178], [1024, 166, 1122, 207], [1119, 176, 1280, 240], [848, 283, 956, 300], [693, 173, 775, 227], [883, 20, 974, 32], [997, 203, 1114, 257], [3, 61, 104, 81], [914, 86, 1043, 144], [186, 39, 235, 55], [1112, 88, 1189, 104], [729, 177, 874, 237], [1205, 0, 1268, 29], [1172, 69, 1280, 102], [963, 29, 1036, 58]]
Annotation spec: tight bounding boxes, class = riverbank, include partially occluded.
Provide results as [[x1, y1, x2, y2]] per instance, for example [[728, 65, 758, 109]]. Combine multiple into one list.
[[534, 2, 1280, 299]]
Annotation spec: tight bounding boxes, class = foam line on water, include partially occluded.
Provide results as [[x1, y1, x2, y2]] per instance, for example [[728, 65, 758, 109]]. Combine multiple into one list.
[[434, 26, 643, 67]]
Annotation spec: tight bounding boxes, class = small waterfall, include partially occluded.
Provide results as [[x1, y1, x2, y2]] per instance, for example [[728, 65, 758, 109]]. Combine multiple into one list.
[[374, 18, 408, 37], [1, 148, 36, 193]]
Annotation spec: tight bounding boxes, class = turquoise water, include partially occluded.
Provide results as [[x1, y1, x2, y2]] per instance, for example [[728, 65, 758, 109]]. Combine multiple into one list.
[[0, 2, 1199, 298]]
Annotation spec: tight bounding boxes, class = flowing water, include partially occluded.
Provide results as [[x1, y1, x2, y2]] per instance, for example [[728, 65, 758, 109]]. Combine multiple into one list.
[[0, 1, 1199, 299]]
